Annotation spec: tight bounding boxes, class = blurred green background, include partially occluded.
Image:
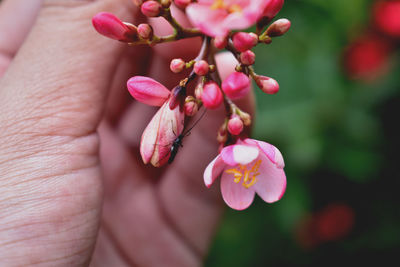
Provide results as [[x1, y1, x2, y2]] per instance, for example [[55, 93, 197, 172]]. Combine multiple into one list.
[[206, 0, 400, 266]]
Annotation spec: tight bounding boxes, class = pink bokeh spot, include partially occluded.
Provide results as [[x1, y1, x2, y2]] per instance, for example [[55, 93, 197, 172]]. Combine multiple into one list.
[[204, 138, 286, 210]]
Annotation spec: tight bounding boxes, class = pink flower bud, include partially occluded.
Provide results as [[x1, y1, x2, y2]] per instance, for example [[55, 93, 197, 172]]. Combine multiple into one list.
[[138, 23, 153, 39], [194, 60, 210, 76], [194, 83, 203, 99], [240, 50, 256, 65], [228, 115, 244, 135], [255, 76, 280, 94], [174, 0, 191, 9], [92, 12, 137, 42], [141, 1, 162, 17], [214, 35, 228, 49], [232, 32, 258, 52], [265, 19, 291, 37], [127, 76, 171, 106], [221, 72, 251, 99], [184, 97, 198, 116], [262, 0, 284, 20], [140, 99, 184, 167], [201, 82, 223, 109], [170, 58, 185, 73]]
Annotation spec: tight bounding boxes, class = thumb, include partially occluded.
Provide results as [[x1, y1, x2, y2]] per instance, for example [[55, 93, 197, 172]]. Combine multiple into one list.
[[0, 0, 138, 137]]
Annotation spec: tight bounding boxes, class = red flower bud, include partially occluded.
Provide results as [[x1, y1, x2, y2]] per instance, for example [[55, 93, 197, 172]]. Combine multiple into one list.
[[170, 58, 185, 73], [240, 50, 256, 65], [137, 23, 153, 39], [141, 1, 162, 17], [255, 75, 279, 94], [201, 82, 223, 109], [228, 115, 244, 135], [222, 72, 251, 99], [232, 32, 258, 52], [265, 19, 291, 37], [194, 60, 210, 76], [92, 12, 137, 42]]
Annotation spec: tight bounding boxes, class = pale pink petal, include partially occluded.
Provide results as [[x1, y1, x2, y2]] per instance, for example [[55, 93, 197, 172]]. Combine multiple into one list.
[[221, 171, 255, 210], [243, 138, 285, 168], [221, 144, 259, 166], [127, 76, 170, 106], [253, 153, 287, 203], [203, 155, 225, 188], [186, 4, 229, 37]]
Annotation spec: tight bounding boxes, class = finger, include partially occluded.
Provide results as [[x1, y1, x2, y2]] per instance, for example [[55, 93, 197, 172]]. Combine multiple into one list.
[[97, 122, 199, 266], [0, 0, 138, 138], [158, 52, 255, 255], [0, 0, 43, 77], [105, 44, 151, 126]]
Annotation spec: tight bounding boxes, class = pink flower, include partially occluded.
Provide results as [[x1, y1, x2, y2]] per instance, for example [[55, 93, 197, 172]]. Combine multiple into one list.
[[204, 138, 286, 210], [127, 76, 171, 106], [186, 0, 271, 37], [140, 99, 185, 167]]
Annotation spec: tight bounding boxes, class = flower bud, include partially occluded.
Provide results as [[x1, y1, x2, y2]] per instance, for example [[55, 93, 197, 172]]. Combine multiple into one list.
[[238, 110, 251, 126], [201, 82, 223, 109], [127, 76, 171, 106], [170, 58, 185, 73], [92, 12, 137, 42], [255, 75, 279, 94], [194, 60, 209, 76], [217, 123, 228, 144], [232, 32, 258, 52], [160, 0, 172, 8], [140, 99, 185, 167], [184, 96, 198, 116], [141, 1, 162, 17], [262, 0, 284, 20], [194, 83, 204, 99], [174, 0, 191, 9], [228, 115, 244, 135], [240, 50, 256, 65], [138, 23, 153, 39], [214, 35, 228, 49], [221, 72, 251, 99], [265, 19, 291, 37]]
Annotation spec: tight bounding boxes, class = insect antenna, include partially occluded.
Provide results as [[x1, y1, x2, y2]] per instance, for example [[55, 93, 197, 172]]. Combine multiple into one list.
[[182, 108, 207, 136]]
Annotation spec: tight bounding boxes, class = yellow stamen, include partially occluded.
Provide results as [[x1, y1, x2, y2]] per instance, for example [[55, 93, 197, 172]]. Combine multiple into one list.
[[211, 0, 226, 10], [228, 4, 242, 13], [225, 160, 262, 189], [211, 0, 243, 13]]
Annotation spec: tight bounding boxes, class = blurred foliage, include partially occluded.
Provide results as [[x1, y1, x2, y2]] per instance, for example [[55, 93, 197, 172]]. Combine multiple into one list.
[[206, 0, 400, 266]]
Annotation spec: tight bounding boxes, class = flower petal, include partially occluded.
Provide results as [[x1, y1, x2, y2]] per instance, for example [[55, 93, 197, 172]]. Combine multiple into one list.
[[221, 171, 255, 210], [244, 138, 285, 168], [203, 155, 225, 188], [127, 76, 170, 106], [221, 144, 259, 166], [253, 153, 287, 203], [186, 4, 229, 37]]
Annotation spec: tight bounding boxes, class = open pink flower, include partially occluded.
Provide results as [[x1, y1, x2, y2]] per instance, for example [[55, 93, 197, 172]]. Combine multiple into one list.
[[204, 138, 286, 210], [186, 0, 271, 37]]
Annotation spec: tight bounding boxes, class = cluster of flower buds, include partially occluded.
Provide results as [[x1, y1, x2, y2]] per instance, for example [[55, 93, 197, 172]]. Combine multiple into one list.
[[92, 0, 290, 210], [344, 0, 400, 81]]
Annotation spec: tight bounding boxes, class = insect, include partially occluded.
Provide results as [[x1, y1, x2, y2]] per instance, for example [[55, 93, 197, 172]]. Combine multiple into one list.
[[168, 109, 207, 164]]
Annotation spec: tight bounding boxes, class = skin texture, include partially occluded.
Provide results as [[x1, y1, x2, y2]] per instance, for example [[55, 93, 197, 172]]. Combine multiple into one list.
[[0, 0, 254, 266]]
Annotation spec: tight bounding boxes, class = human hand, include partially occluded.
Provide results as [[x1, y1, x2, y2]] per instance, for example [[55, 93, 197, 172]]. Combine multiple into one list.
[[0, 0, 254, 266]]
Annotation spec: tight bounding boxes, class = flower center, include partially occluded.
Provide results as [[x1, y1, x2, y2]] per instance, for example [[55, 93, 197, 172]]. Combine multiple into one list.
[[225, 160, 261, 189], [211, 0, 243, 13]]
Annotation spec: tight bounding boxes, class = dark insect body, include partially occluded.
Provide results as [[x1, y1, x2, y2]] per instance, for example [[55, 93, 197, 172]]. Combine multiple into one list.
[[168, 110, 207, 164]]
